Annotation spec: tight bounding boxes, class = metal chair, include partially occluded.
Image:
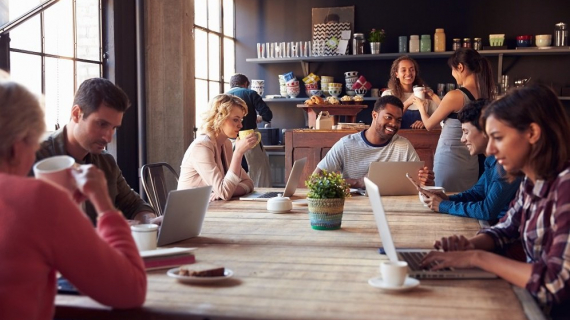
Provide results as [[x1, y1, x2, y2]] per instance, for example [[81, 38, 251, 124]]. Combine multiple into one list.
[[140, 162, 179, 216]]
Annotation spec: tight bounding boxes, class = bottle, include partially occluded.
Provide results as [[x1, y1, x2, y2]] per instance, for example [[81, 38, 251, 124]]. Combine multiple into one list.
[[409, 35, 420, 53], [463, 38, 472, 49], [555, 22, 568, 46], [473, 38, 482, 50], [434, 28, 446, 52], [398, 36, 408, 53], [352, 33, 365, 55], [420, 35, 431, 52], [452, 38, 461, 50]]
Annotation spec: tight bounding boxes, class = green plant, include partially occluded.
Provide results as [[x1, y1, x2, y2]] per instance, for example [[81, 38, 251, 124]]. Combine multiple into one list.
[[368, 28, 386, 43], [305, 170, 351, 199]]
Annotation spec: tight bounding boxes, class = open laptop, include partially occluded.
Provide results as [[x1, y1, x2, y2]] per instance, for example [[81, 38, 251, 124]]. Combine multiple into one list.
[[364, 177, 496, 279], [156, 185, 212, 246], [366, 161, 425, 196], [240, 157, 307, 201]]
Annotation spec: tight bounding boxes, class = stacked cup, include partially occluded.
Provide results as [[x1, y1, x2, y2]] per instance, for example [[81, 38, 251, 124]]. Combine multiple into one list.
[[320, 76, 334, 96], [302, 73, 321, 97], [250, 79, 265, 97], [344, 71, 359, 96], [327, 83, 343, 97], [278, 75, 288, 97], [286, 80, 300, 98]]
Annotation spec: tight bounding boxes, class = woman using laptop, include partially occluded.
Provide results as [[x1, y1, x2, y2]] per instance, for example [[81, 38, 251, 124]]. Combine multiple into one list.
[[0, 76, 146, 319], [178, 94, 256, 200], [421, 85, 570, 320]]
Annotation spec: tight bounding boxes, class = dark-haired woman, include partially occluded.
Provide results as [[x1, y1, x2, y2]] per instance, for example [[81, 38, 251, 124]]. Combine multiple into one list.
[[418, 48, 495, 192], [421, 84, 570, 320]]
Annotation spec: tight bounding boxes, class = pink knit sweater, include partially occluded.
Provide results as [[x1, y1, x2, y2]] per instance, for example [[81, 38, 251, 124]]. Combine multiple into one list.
[[0, 173, 146, 320]]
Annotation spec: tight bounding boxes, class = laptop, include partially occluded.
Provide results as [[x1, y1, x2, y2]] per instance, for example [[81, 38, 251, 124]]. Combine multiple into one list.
[[240, 157, 307, 201], [364, 177, 496, 279], [156, 185, 212, 246], [366, 161, 425, 196]]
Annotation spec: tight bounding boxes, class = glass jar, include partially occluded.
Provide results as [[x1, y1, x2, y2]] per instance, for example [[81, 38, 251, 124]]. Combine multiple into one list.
[[463, 38, 472, 48], [353, 33, 365, 55], [452, 38, 461, 50], [420, 34, 431, 52], [473, 38, 482, 50], [434, 28, 446, 52], [555, 22, 568, 46], [409, 35, 420, 53]]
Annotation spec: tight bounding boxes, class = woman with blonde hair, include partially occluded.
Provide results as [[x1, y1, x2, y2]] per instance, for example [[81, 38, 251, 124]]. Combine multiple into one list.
[[0, 77, 146, 319], [382, 55, 440, 129], [178, 94, 256, 200]]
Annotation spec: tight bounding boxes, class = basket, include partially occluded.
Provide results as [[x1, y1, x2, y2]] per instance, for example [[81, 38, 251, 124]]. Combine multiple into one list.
[[307, 198, 345, 230]]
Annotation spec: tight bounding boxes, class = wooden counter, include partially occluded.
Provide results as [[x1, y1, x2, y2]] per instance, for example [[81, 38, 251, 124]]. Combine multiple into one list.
[[297, 103, 368, 128], [285, 129, 441, 187]]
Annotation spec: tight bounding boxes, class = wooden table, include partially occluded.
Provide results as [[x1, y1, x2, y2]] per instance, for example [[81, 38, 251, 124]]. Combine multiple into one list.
[[55, 191, 538, 320]]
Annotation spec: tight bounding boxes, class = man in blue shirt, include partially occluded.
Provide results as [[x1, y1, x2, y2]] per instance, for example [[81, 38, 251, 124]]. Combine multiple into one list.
[[422, 100, 521, 223]]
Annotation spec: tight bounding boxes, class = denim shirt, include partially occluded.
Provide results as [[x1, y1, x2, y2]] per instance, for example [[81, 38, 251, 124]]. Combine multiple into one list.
[[438, 156, 521, 221]]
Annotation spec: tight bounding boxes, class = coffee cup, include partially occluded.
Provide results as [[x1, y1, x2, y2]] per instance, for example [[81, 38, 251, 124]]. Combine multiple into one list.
[[413, 86, 425, 99], [33, 155, 78, 194], [419, 186, 446, 206], [131, 224, 159, 251], [380, 261, 409, 287], [238, 129, 261, 147]]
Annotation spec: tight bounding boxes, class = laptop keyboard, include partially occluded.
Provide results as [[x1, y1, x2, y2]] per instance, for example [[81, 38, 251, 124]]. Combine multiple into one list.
[[257, 191, 280, 199], [399, 251, 446, 271]]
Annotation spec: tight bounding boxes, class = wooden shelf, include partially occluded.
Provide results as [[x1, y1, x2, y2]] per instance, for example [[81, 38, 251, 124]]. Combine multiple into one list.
[[263, 97, 377, 103], [297, 104, 368, 128]]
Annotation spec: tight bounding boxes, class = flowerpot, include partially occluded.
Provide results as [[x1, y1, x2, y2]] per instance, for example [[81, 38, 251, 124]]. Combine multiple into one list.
[[307, 198, 345, 230], [370, 42, 381, 54]]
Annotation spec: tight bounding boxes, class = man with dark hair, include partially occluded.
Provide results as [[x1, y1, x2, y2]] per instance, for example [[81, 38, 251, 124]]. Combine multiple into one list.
[[227, 73, 273, 187], [35, 78, 157, 225], [422, 99, 521, 223], [314, 95, 433, 188]]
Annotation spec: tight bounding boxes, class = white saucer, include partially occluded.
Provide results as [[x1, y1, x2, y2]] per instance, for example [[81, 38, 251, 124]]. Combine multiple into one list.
[[368, 276, 420, 292], [167, 267, 233, 284]]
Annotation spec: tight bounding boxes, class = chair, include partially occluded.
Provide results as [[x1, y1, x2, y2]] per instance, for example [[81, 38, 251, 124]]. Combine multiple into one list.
[[140, 162, 179, 216]]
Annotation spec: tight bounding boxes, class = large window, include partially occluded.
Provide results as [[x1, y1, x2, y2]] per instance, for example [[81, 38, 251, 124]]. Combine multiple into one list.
[[194, 0, 235, 131], [7, 0, 102, 131]]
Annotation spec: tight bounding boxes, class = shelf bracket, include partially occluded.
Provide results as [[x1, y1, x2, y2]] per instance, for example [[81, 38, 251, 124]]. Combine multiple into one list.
[[497, 53, 503, 85], [301, 61, 309, 76]]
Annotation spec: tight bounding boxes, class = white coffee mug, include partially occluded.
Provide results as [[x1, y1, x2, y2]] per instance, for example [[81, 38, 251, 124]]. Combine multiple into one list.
[[413, 86, 425, 99], [33, 155, 77, 194], [380, 261, 409, 287], [131, 224, 159, 251], [419, 186, 446, 206]]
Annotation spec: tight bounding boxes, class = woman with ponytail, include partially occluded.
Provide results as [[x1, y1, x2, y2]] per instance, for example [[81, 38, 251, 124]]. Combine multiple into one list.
[[417, 48, 495, 192]]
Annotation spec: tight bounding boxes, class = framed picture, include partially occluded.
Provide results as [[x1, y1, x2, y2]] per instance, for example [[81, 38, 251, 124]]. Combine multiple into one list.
[[312, 6, 354, 56]]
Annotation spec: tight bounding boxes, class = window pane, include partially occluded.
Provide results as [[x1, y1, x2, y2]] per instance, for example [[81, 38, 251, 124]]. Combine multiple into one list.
[[8, 0, 44, 19], [44, 58, 74, 130], [208, 33, 220, 81], [209, 81, 221, 97], [195, 79, 209, 131], [194, 0, 207, 28], [44, 0, 73, 57], [76, 62, 102, 87], [194, 29, 208, 79], [223, 0, 234, 37], [9, 52, 41, 95], [224, 82, 230, 92], [208, 0, 220, 32], [76, 0, 101, 61], [223, 38, 235, 80], [9, 15, 41, 52]]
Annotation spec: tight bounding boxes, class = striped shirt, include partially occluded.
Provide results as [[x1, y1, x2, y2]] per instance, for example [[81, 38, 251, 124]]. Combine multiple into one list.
[[479, 162, 570, 311], [316, 131, 420, 179]]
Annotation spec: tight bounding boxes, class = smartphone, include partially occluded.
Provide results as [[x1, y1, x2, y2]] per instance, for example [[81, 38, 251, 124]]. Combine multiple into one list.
[[405, 173, 430, 197]]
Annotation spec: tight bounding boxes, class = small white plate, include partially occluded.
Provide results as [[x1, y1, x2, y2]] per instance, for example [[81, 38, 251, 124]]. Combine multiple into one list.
[[167, 267, 234, 283], [368, 276, 420, 292]]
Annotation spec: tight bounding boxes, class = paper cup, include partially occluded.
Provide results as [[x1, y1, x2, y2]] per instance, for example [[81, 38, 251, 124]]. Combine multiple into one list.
[[413, 86, 425, 99]]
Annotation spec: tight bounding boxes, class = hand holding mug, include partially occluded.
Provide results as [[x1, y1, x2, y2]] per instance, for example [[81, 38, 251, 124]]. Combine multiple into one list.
[[71, 164, 114, 213], [236, 129, 261, 153]]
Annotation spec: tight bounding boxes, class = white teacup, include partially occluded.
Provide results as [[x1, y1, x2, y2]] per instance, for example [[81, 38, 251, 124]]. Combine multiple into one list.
[[131, 224, 159, 251], [419, 186, 446, 206], [380, 261, 409, 287], [413, 86, 425, 99], [238, 129, 261, 147], [33, 155, 78, 194]]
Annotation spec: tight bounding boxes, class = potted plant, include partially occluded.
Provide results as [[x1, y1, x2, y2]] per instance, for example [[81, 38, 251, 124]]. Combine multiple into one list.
[[305, 170, 351, 230], [368, 28, 386, 54]]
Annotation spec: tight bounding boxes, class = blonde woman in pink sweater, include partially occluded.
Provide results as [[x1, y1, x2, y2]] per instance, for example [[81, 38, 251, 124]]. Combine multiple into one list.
[[0, 77, 146, 319]]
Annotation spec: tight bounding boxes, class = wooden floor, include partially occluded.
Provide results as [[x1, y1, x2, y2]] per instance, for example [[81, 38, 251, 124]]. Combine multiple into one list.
[[55, 191, 532, 320]]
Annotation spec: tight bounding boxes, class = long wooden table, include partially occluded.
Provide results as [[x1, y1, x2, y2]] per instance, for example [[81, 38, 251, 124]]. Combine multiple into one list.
[[55, 191, 538, 320]]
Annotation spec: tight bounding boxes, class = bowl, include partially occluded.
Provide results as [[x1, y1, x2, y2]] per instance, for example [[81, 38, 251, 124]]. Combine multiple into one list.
[[516, 35, 532, 47], [309, 90, 323, 97], [328, 88, 342, 97], [535, 35, 552, 47], [489, 34, 505, 46]]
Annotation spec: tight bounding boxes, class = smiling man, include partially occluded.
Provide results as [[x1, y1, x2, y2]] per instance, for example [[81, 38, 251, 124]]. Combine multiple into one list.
[[35, 78, 156, 225], [313, 95, 432, 188]]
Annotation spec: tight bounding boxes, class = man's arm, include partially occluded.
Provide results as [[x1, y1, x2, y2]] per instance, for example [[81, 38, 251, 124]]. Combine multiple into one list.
[[251, 91, 272, 122]]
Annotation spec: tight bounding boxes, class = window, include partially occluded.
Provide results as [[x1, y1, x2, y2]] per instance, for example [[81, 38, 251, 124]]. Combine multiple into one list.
[[7, 0, 102, 131], [193, 0, 235, 131]]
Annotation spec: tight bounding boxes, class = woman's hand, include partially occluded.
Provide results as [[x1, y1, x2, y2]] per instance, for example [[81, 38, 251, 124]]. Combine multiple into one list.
[[412, 96, 429, 112], [403, 94, 416, 111], [234, 132, 259, 156], [71, 165, 114, 214], [410, 120, 425, 129], [433, 234, 475, 252], [423, 191, 444, 211]]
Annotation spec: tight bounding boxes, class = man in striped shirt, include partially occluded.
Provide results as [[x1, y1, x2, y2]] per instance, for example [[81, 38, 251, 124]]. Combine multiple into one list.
[[314, 95, 433, 188]]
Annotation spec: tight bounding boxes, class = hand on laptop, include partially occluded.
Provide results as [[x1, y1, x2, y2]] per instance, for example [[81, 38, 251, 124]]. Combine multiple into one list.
[[420, 249, 480, 271], [433, 235, 475, 252]]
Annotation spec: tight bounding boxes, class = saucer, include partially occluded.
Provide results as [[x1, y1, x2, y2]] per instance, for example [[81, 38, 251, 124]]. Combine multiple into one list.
[[368, 276, 420, 292], [167, 267, 234, 284]]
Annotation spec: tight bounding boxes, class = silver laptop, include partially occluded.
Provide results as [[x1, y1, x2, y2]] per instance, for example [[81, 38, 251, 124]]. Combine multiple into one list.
[[156, 185, 212, 246], [240, 157, 307, 201], [364, 177, 496, 279], [367, 161, 425, 196]]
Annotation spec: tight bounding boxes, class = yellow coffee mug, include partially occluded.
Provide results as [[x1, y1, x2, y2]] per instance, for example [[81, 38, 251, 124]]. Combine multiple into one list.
[[238, 129, 261, 147]]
